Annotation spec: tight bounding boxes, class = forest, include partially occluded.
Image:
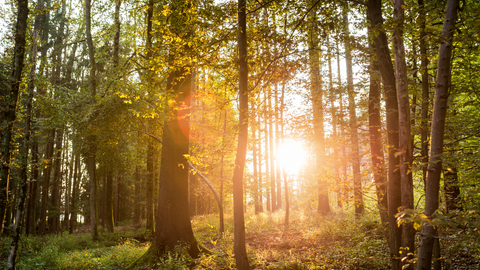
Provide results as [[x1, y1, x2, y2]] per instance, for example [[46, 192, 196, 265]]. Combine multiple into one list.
[[0, 0, 479, 269]]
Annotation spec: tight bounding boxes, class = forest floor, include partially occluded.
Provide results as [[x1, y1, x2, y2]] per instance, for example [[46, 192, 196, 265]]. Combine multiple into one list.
[[1, 210, 478, 269]]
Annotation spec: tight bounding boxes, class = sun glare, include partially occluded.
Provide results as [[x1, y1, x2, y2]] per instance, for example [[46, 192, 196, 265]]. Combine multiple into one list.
[[278, 140, 307, 175]]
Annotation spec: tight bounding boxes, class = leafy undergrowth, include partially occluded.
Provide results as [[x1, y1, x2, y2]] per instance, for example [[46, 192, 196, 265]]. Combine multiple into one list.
[[192, 210, 391, 269], [1, 227, 151, 269], [3, 211, 479, 269]]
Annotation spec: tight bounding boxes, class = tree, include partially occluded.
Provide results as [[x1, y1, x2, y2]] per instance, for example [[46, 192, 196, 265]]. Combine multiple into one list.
[[308, 0, 330, 215], [4, 0, 29, 267], [232, 0, 251, 267], [344, 8, 364, 215], [417, 0, 460, 268], [366, 0, 402, 268], [85, 0, 99, 240], [0, 0, 29, 240]]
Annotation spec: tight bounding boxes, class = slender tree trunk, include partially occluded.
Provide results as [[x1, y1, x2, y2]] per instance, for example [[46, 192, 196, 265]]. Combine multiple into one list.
[[417, 0, 460, 268], [5, 0, 29, 265], [232, 0, 251, 267], [336, 37, 347, 208], [218, 96, 227, 233], [327, 35, 340, 209], [344, 11, 364, 215], [65, 145, 73, 231], [105, 168, 114, 233], [40, 130, 54, 235], [275, 84, 281, 210], [367, 1, 402, 268], [25, 2, 42, 236], [392, 0, 414, 261], [252, 100, 259, 215], [264, 89, 271, 212], [70, 153, 79, 233], [257, 100, 263, 213], [418, 0, 430, 188], [49, 130, 63, 233], [268, 87, 276, 211], [308, 1, 329, 215], [85, 0, 99, 240]]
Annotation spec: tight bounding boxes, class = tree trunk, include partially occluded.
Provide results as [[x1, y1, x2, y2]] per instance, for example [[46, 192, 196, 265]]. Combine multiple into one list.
[[268, 87, 276, 211], [4, 0, 29, 266], [85, 0, 99, 240], [232, 0, 251, 266], [70, 153, 79, 233], [49, 129, 63, 234], [0, 0, 29, 239], [344, 11, 364, 215], [418, 0, 430, 188], [392, 0, 414, 261], [336, 37, 347, 208], [263, 89, 271, 212], [105, 168, 114, 233], [367, 28, 389, 238], [252, 100, 259, 215], [25, 1, 42, 236], [257, 100, 263, 213], [417, 1, 460, 268], [367, 0, 402, 268], [40, 130, 55, 235], [308, 0, 329, 215]]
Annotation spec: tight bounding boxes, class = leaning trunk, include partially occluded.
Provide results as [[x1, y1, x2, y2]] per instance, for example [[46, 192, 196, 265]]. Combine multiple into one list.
[[417, 0, 460, 268]]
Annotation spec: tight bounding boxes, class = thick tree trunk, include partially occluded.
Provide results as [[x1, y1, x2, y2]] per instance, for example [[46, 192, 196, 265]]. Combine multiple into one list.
[[344, 11, 364, 215], [0, 0, 28, 239], [417, 0, 460, 268], [232, 0, 251, 266], [367, 1, 402, 268], [4, 0, 29, 266], [367, 29, 389, 238]]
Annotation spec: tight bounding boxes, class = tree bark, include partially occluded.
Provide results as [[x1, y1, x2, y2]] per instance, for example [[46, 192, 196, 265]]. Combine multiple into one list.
[[418, 0, 430, 188], [0, 0, 29, 239], [4, 0, 29, 266], [25, 1, 42, 236], [344, 11, 364, 215], [232, 0, 251, 267], [85, 0, 99, 240], [392, 0, 415, 261], [70, 153, 79, 233], [367, 0, 402, 268], [308, 0, 330, 215], [417, 0, 460, 268]]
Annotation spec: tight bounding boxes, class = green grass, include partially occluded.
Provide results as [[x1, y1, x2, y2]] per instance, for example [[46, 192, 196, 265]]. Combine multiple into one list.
[[6, 210, 478, 269]]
